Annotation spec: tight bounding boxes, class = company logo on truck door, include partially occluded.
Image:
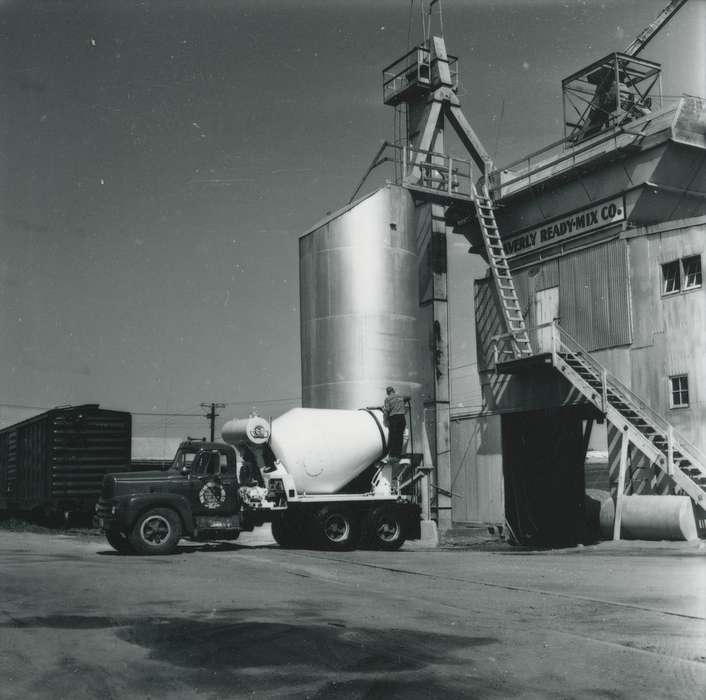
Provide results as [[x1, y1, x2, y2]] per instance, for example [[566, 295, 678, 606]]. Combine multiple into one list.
[[503, 196, 625, 258], [199, 482, 226, 509]]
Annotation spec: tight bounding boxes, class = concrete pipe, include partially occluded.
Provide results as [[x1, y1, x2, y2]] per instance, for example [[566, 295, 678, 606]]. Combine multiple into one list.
[[594, 493, 698, 541]]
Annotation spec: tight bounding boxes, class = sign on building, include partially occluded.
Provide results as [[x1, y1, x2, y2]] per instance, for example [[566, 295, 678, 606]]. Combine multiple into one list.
[[503, 196, 625, 259]]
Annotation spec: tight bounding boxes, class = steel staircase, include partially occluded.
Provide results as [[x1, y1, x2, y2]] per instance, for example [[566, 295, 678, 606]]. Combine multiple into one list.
[[549, 324, 706, 508], [472, 182, 533, 360]]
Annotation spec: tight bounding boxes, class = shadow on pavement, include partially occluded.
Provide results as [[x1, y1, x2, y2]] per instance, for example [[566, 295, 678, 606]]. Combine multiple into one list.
[[2, 609, 502, 699]]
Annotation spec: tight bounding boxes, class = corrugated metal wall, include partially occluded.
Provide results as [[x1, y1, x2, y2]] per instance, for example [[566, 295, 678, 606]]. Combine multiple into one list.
[[559, 239, 632, 350], [474, 275, 506, 373], [450, 415, 504, 524], [0, 433, 6, 509], [511, 239, 631, 351], [513, 259, 559, 318]]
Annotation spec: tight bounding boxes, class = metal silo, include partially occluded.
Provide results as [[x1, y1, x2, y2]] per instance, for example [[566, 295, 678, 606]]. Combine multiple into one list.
[[299, 185, 422, 411]]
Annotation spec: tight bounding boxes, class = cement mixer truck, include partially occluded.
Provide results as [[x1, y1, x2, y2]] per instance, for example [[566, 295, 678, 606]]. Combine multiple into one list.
[[95, 407, 421, 555]]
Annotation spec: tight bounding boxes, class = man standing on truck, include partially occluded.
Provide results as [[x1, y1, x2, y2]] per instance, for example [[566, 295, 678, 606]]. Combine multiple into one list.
[[383, 386, 407, 464]]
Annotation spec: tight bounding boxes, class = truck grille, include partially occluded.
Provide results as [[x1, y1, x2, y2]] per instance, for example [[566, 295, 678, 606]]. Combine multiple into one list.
[[95, 498, 113, 519]]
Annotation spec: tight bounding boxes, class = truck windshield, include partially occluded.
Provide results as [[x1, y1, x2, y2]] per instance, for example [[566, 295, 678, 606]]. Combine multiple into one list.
[[170, 449, 198, 472], [170, 445, 234, 473]]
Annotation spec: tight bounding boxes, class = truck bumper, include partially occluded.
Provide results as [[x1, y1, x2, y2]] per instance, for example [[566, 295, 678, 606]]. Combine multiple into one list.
[[94, 498, 116, 531]]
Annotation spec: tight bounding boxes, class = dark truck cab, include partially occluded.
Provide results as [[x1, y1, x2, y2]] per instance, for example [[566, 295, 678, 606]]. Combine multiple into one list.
[[95, 440, 243, 554]]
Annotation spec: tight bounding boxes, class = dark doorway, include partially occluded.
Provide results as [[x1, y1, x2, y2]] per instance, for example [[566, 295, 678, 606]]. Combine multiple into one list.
[[502, 406, 594, 546]]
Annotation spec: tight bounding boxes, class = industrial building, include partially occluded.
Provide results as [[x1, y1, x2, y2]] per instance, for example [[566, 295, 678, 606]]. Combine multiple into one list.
[[299, 1, 705, 543]]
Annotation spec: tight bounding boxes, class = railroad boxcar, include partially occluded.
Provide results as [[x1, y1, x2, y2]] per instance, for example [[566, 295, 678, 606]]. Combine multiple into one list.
[[0, 404, 131, 518]]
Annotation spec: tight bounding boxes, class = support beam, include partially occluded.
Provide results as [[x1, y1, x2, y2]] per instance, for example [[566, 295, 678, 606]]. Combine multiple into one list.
[[613, 429, 630, 540], [431, 204, 452, 531], [431, 36, 453, 87], [582, 418, 594, 457], [407, 100, 443, 183], [667, 424, 674, 476], [445, 103, 493, 175], [420, 422, 434, 521], [414, 100, 443, 156]]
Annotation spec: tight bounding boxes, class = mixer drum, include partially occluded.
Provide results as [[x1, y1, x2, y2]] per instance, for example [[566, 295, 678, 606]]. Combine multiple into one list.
[[270, 408, 388, 494]]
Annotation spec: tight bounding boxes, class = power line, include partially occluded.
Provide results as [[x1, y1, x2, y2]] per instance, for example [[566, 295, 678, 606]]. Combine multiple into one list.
[[223, 396, 301, 406], [132, 411, 203, 417], [0, 402, 52, 411], [0, 393, 302, 416]]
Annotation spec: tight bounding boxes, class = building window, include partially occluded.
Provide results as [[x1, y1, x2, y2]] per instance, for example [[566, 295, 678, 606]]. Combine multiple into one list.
[[662, 260, 680, 294], [682, 255, 702, 290], [661, 255, 702, 295], [669, 375, 689, 408]]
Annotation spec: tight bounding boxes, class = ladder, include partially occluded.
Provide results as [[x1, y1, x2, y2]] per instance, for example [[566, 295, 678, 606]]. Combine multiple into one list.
[[472, 182, 533, 359], [551, 324, 706, 507]]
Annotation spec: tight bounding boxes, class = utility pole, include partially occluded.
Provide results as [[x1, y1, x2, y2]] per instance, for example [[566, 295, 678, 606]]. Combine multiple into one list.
[[200, 402, 226, 442]]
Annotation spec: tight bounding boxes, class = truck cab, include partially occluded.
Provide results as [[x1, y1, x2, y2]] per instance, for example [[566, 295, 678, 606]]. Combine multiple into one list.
[[95, 440, 242, 555]]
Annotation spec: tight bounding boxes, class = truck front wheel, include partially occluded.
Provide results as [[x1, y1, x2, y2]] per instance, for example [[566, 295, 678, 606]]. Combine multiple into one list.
[[364, 506, 406, 550], [105, 529, 133, 554], [129, 508, 182, 555], [316, 506, 360, 551]]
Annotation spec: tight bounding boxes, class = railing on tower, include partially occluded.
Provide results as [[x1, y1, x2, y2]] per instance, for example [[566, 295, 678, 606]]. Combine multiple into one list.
[[489, 98, 683, 199], [562, 52, 663, 143], [352, 96, 688, 206], [348, 141, 478, 204], [401, 144, 475, 198], [382, 45, 459, 106]]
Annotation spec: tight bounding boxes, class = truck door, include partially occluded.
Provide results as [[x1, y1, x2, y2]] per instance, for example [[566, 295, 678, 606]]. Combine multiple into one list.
[[189, 450, 239, 517]]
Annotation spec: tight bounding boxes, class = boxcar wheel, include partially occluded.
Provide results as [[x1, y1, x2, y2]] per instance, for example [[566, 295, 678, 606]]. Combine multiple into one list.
[[105, 529, 133, 554], [128, 508, 182, 555], [364, 506, 405, 551], [316, 505, 360, 551]]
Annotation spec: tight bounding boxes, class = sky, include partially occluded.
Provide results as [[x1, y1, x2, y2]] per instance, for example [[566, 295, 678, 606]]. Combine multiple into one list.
[[0, 0, 704, 440]]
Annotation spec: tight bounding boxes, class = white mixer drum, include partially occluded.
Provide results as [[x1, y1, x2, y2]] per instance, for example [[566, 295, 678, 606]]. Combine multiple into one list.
[[270, 408, 388, 494]]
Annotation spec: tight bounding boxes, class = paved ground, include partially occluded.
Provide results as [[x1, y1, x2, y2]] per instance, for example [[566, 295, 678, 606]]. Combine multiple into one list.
[[0, 528, 704, 699]]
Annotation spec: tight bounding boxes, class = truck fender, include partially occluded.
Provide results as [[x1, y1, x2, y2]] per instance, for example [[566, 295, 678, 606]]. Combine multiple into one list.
[[123, 494, 195, 534]]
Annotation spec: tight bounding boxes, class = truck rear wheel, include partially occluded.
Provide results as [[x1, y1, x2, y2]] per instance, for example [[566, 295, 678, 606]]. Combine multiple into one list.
[[364, 506, 406, 551], [128, 508, 182, 555], [105, 529, 133, 554], [315, 505, 360, 551], [271, 513, 301, 548]]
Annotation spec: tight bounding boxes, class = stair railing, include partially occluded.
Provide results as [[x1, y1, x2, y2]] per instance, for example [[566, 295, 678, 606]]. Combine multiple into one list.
[[553, 321, 706, 476]]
